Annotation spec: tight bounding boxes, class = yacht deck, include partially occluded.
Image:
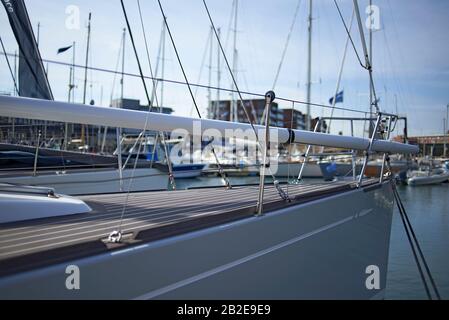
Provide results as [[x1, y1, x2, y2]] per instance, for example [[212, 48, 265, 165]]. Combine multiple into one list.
[[0, 179, 380, 276]]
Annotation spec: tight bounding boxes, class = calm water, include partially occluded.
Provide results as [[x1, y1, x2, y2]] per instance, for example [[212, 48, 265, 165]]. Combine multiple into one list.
[[386, 183, 449, 299], [177, 176, 449, 299]]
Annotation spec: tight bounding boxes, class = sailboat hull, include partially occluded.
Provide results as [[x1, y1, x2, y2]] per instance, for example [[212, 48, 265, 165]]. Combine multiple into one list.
[[0, 181, 394, 299], [0, 168, 168, 195], [273, 162, 323, 178]]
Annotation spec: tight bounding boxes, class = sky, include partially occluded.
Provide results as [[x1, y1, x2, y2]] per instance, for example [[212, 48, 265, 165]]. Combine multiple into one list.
[[1, 0, 449, 137]]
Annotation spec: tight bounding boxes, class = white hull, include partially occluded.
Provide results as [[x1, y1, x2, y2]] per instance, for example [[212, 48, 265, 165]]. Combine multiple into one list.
[[173, 170, 203, 179], [273, 162, 323, 178], [0, 168, 168, 195], [0, 182, 394, 299], [0, 191, 91, 224]]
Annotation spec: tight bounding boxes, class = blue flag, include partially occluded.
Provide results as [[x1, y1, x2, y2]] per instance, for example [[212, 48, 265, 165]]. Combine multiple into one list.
[[329, 90, 344, 105]]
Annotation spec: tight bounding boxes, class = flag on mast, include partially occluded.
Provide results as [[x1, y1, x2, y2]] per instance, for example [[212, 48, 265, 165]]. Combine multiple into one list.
[[57, 45, 73, 54], [329, 90, 344, 105]]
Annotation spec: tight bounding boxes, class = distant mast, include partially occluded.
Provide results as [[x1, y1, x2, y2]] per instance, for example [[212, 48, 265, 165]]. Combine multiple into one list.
[[160, 21, 166, 111], [231, 0, 238, 122], [216, 27, 221, 120], [369, 0, 374, 137], [306, 0, 312, 131], [207, 26, 213, 118], [81, 12, 92, 147]]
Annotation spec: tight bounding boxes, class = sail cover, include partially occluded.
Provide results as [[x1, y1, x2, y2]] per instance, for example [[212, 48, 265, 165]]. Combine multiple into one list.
[[1, 0, 53, 100]]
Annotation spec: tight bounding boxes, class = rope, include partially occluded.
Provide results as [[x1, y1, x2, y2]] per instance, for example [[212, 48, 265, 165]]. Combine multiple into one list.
[[156, 0, 231, 189]]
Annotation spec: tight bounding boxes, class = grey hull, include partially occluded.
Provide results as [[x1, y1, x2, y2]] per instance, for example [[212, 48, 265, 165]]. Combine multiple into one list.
[[0, 181, 394, 299]]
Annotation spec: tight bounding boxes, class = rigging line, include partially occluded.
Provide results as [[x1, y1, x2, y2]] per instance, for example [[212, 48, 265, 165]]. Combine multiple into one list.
[[109, 34, 124, 103], [286, 101, 297, 196], [391, 185, 432, 300], [146, 20, 165, 169], [381, 24, 408, 114], [385, 0, 413, 108], [139, 10, 161, 170], [0, 51, 376, 116], [137, 1, 167, 114], [156, 0, 202, 119], [327, 7, 355, 135], [189, 27, 213, 117], [224, 0, 236, 62], [0, 36, 19, 95], [241, 71, 259, 124], [156, 0, 231, 189], [203, 0, 289, 201], [149, 20, 164, 108], [203, 0, 259, 138], [137, 0, 176, 191], [351, 0, 380, 114], [392, 183, 441, 300], [100, 31, 124, 153], [272, 0, 302, 90], [114, 0, 161, 235], [333, 0, 365, 69]]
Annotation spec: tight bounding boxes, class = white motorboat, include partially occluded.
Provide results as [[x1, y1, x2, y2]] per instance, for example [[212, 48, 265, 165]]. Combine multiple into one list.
[[407, 168, 449, 186]]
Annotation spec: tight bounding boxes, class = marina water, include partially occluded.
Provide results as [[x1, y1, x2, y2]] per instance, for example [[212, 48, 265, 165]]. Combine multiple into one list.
[[386, 183, 449, 299]]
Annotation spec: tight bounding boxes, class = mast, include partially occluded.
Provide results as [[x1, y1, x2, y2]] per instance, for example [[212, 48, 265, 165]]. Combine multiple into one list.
[[445, 104, 449, 158], [36, 22, 40, 48], [207, 26, 213, 118], [394, 94, 398, 136], [81, 12, 92, 147], [160, 22, 166, 111], [306, 0, 312, 131], [72, 41, 76, 103], [14, 50, 18, 96], [231, 0, 238, 122], [353, 0, 378, 136], [120, 29, 125, 104], [13, 50, 17, 138], [64, 42, 75, 150], [369, 0, 374, 136], [216, 27, 221, 120], [116, 28, 126, 191]]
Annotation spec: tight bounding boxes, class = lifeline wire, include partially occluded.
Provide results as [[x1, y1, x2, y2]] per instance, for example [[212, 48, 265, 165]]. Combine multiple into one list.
[[0, 51, 376, 116], [156, 0, 231, 189]]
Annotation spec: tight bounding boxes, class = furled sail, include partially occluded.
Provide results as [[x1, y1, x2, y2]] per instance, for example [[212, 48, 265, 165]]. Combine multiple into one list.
[[1, 0, 53, 100]]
